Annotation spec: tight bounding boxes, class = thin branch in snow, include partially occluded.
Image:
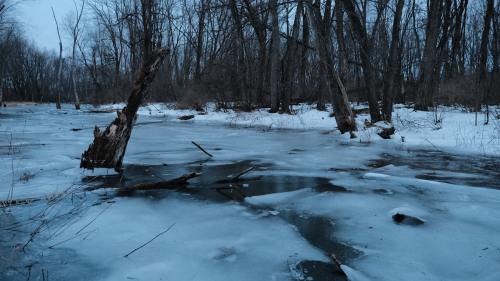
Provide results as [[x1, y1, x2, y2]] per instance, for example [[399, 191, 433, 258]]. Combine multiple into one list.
[[124, 223, 176, 258]]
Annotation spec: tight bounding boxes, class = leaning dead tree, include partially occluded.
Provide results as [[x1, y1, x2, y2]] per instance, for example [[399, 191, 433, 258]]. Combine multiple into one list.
[[80, 48, 169, 171], [51, 6, 63, 110]]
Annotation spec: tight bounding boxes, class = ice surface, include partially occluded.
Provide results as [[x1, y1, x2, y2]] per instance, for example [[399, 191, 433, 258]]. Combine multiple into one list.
[[52, 196, 327, 281], [1, 103, 499, 281]]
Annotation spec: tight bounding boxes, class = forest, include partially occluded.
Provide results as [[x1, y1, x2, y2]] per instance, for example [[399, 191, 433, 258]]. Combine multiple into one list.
[[1, 0, 499, 126]]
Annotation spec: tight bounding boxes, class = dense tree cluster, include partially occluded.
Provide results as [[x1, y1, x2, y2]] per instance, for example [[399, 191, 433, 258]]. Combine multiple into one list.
[[1, 0, 499, 125]]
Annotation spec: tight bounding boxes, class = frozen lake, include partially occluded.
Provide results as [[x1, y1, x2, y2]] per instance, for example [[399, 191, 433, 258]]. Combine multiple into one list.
[[1, 104, 500, 281]]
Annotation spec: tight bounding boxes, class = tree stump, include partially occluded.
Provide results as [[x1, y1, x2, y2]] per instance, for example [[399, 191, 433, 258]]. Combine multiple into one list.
[[81, 48, 169, 172]]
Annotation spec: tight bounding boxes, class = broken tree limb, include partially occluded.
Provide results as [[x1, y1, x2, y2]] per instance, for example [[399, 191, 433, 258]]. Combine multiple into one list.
[[87, 172, 201, 192], [232, 167, 254, 181], [192, 141, 213, 157], [127, 172, 201, 190], [80, 48, 169, 171], [216, 167, 255, 184]]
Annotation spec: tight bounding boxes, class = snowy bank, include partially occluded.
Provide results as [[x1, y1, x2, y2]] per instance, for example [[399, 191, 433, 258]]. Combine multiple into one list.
[[102, 103, 500, 156]]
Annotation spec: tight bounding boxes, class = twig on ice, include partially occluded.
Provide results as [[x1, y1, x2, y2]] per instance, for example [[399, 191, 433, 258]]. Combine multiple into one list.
[[124, 223, 176, 258], [232, 167, 255, 181], [192, 141, 213, 158]]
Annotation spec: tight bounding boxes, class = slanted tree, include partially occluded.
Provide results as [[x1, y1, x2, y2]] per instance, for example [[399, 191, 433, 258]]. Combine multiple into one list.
[[81, 0, 168, 171], [51, 7, 63, 109], [66, 0, 85, 110], [80, 48, 168, 171], [305, 0, 356, 134]]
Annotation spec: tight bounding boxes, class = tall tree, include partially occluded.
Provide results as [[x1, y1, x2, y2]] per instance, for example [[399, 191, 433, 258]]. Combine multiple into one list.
[[415, 0, 444, 110], [341, 0, 382, 122], [382, 0, 405, 122], [51, 6, 63, 109], [445, 0, 468, 79], [478, 0, 494, 122], [281, 0, 303, 113], [269, 0, 280, 113], [306, 0, 356, 134], [67, 0, 85, 110]]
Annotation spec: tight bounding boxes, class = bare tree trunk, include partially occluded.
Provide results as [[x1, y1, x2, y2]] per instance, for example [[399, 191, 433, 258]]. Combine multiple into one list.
[[382, 0, 404, 122], [492, 4, 499, 74], [70, 1, 85, 110], [445, 0, 468, 79], [269, 0, 280, 113], [415, 0, 443, 110], [80, 49, 169, 171], [306, 0, 356, 134], [229, 0, 247, 104], [341, 0, 382, 122], [51, 7, 63, 110], [316, 0, 332, 111], [478, 0, 494, 121], [282, 0, 303, 114], [0, 79, 3, 107], [299, 8, 309, 100], [195, 0, 206, 80], [334, 0, 348, 78]]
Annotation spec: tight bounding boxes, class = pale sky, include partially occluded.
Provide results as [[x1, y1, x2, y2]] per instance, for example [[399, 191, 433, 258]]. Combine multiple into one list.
[[16, 0, 75, 54]]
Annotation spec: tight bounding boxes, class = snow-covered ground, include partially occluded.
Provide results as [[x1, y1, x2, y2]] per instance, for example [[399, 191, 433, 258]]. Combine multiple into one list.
[[1, 103, 499, 281], [114, 102, 500, 156]]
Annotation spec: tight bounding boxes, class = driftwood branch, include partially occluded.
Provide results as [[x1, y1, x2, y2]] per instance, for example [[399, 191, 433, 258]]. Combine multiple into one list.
[[215, 167, 255, 184], [124, 223, 176, 258], [80, 48, 169, 171], [192, 141, 213, 157], [232, 167, 254, 181], [127, 172, 201, 190], [87, 172, 201, 192]]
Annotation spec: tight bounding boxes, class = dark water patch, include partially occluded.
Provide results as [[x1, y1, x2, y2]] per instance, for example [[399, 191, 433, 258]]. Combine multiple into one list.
[[89, 161, 347, 203], [278, 211, 362, 263], [83, 160, 358, 280], [293, 260, 348, 281], [368, 150, 500, 189]]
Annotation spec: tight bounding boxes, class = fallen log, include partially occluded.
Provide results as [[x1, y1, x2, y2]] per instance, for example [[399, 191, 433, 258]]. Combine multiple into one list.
[[80, 48, 169, 172], [178, 115, 195, 120], [0, 198, 41, 208], [88, 172, 201, 192], [127, 172, 201, 190]]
